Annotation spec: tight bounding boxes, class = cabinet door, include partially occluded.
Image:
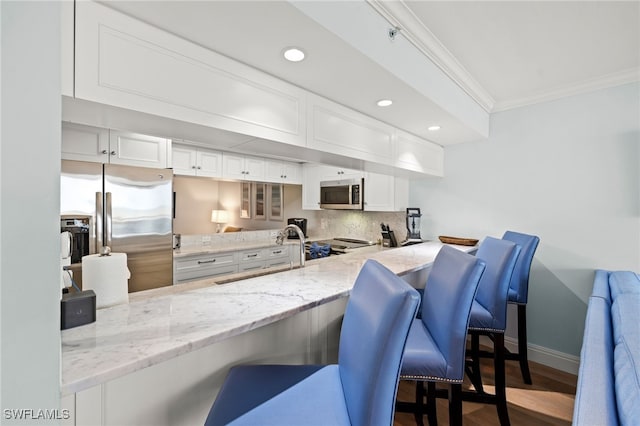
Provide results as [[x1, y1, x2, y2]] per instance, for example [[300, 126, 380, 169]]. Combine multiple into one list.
[[109, 131, 169, 169], [265, 159, 285, 183], [282, 162, 302, 184], [253, 183, 266, 220], [240, 182, 251, 218], [244, 156, 265, 181], [302, 164, 322, 210], [222, 153, 247, 180], [268, 184, 283, 221], [172, 146, 197, 176], [62, 122, 109, 163], [75, 1, 306, 149], [363, 172, 408, 212], [196, 150, 223, 178], [394, 129, 444, 177], [308, 93, 394, 165]]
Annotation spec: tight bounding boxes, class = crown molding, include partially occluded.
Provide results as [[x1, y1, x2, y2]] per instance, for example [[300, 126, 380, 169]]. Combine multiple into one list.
[[492, 67, 640, 112], [367, 0, 495, 113]]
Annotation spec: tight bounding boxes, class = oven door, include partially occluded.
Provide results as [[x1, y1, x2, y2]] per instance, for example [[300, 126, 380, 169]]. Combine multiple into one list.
[[319, 178, 363, 210]]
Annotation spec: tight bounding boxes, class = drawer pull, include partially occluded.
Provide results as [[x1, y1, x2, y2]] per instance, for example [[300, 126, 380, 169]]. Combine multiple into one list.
[[247, 254, 258, 258], [197, 259, 216, 264], [273, 250, 282, 254]]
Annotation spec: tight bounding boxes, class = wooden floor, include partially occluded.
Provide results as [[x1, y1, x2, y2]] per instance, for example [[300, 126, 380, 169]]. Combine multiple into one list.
[[394, 356, 577, 426]]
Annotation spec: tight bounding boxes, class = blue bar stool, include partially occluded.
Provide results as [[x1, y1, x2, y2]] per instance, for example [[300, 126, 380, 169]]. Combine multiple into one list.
[[396, 245, 486, 426], [204, 259, 420, 426], [501, 230, 540, 385], [463, 237, 520, 426]]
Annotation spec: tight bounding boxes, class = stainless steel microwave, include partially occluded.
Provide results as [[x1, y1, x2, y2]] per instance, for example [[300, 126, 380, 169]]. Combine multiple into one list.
[[320, 178, 363, 210]]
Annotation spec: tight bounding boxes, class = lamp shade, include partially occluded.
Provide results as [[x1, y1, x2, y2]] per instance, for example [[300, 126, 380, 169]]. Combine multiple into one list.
[[211, 210, 230, 224]]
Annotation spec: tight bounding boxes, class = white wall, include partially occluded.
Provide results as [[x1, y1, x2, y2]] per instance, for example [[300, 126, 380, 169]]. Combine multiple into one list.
[[1, 1, 62, 421], [411, 82, 640, 360]]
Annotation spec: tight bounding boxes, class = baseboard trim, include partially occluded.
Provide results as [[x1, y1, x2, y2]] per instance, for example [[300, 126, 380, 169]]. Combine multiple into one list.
[[504, 337, 579, 375]]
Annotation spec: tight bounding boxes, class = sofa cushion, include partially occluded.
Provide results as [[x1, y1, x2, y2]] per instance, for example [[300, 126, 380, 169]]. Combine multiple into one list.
[[611, 293, 640, 425], [609, 271, 640, 298], [592, 270, 613, 301], [573, 296, 618, 426]]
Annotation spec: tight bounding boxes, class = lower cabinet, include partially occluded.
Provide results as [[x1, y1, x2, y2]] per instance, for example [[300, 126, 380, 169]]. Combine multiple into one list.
[[173, 252, 238, 284], [174, 245, 293, 284]]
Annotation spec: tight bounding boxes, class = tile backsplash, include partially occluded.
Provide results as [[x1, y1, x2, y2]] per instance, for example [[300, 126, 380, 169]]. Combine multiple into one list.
[[177, 210, 414, 248]]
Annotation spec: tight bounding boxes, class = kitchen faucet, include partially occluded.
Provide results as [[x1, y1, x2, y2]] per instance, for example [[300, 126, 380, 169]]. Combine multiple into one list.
[[276, 224, 305, 268]]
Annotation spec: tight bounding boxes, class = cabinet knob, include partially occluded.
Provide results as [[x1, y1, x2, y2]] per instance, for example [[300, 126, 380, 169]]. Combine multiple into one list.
[[110, 150, 116, 156], [197, 166, 201, 169], [283, 175, 287, 179], [192, 166, 196, 169], [101, 150, 108, 155]]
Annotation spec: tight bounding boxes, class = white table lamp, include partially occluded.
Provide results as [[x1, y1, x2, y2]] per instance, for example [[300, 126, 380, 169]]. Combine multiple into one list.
[[211, 209, 230, 233]]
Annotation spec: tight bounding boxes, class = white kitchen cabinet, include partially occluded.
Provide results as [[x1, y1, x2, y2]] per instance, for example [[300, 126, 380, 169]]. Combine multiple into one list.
[[108, 131, 170, 169], [301, 164, 322, 210], [174, 252, 238, 284], [62, 122, 110, 163], [172, 144, 222, 177], [75, 1, 306, 149], [267, 184, 284, 221], [174, 245, 293, 284], [319, 165, 362, 182], [394, 129, 444, 177], [363, 172, 409, 212], [265, 159, 302, 184], [62, 123, 170, 168], [307, 93, 394, 165], [222, 153, 265, 181]]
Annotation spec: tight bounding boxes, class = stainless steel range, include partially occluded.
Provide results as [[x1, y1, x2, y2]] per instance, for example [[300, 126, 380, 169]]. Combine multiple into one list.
[[305, 237, 376, 258]]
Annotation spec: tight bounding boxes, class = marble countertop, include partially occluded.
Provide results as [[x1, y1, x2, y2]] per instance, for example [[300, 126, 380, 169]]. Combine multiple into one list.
[[61, 241, 473, 395]]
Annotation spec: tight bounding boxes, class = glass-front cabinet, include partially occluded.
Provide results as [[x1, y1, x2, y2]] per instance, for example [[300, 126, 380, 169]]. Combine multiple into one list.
[[268, 184, 283, 221]]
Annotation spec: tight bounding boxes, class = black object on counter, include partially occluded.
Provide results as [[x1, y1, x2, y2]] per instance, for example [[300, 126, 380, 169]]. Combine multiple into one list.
[[380, 223, 398, 247], [61, 289, 96, 330]]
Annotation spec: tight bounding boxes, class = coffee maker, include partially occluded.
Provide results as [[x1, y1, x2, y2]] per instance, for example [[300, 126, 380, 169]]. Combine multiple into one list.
[[287, 218, 307, 239]]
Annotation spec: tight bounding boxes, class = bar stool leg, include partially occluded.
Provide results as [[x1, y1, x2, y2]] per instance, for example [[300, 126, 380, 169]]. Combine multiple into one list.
[[517, 304, 532, 385], [494, 333, 510, 426], [415, 381, 425, 426], [426, 382, 437, 426], [449, 383, 462, 426]]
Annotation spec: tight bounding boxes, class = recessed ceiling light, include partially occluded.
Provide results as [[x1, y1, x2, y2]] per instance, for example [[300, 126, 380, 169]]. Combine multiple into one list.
[[283, 47, 305, 62], [377, 99, 393, 107], [428, 125, 441, 131]]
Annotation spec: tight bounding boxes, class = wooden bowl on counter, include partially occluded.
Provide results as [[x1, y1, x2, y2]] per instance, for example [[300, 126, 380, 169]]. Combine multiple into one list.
[[438, 235, 479, 246]]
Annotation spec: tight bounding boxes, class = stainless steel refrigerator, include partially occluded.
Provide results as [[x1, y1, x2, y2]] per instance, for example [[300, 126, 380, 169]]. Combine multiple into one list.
[[61, 160, 173, 292]]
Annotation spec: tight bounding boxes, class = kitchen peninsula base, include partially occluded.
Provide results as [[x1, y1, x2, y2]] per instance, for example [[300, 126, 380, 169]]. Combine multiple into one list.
[[61, 242, 475, 425], [61, 298, 347, 425]]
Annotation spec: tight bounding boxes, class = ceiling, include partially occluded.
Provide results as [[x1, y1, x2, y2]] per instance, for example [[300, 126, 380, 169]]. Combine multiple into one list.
[[100, 1, 639, 146]]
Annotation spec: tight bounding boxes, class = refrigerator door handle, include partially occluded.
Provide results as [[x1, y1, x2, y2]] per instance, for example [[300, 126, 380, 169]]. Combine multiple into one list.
[[95, 192, 103, 252], [106, 192, 113, 248]]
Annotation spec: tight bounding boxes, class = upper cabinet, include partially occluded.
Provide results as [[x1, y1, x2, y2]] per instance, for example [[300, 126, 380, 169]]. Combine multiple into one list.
[[62, 122, 109, 163], [222, 153, 265, 181], [363, 172, 409, 212], [74, 1, 306, 148], [307, 94, 394, 166], [62, 123, 170, 169], [394, 130, 444, 177], [68, 1, 445, 178], [264, 159, 302, 185], [108, 131, 170, 169], [172, 144, 222, 178]]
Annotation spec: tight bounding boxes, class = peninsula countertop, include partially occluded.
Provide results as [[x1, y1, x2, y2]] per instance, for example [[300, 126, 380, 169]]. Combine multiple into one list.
[[61, 241, 474, 395]]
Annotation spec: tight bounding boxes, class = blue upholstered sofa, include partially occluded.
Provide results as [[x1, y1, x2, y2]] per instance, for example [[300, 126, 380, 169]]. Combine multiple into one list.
[[573, 270, 640, 425]]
